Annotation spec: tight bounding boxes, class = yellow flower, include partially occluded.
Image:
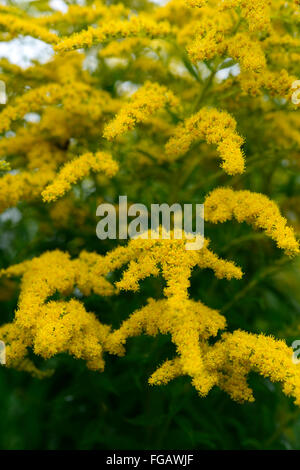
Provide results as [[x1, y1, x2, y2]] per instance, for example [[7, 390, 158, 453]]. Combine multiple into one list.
[[42, 152, 119, 202], [54, 15, 173, 53], [103, 81, 180, 140], [165, 107, 245, 175], [0, 0, 299, 410], [0, 13, 59, 44], [205, 187, 300, 255]]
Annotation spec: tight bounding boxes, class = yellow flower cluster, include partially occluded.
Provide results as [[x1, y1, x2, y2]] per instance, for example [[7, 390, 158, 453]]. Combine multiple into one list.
[[188, 28, 266, 73], [0, 82, 94, 134], [0, 251, 111, 371], [165, 108, 245, 175], [186, 16, 233, 64], [186, 0, 272, 32], [238, 68, 295, 98], [0, 236, 239, 381], [42, 152, 119, 202], [36, 1, 129, 28], [0, 13, 59, 44], [185, 1, 298, 101], [54, 15, 173, 53], [0, 170, 55, 214], [103, 82, 180, 140], [218, 0, 272, 32], [1, 224, 299, 403], [150, 329, 300, 405], [0, 0, 299, 409], [205, 188, 300, 255]]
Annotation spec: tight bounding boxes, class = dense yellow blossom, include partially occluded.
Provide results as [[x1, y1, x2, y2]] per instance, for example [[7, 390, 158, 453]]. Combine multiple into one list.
[[150, 329, 300, 406], [0, 235, 240, 393], [188, 27, 266, 72], [36, 2, 129, 28], [103, 82, 180, 140], [1, 225, 298, 403], [42, 152, 119, 202], [54, 15, 173, 53], [205, 188, 300, 255], [0, 170, 55, 213], [165, 108, 245, 175], [0, 13, 59, 44], [0, 0, 299, 411], [218, 0, 272, 32], [186, 0, 275, 32], [0, 82, 95, 134]]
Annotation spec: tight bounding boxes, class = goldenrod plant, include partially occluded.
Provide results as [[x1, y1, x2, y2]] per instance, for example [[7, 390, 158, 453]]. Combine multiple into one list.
[[0, 0, 300, 450]]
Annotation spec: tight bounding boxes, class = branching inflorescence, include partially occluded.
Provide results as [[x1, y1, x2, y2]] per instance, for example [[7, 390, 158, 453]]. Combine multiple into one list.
[[0, 0, 299, 407]]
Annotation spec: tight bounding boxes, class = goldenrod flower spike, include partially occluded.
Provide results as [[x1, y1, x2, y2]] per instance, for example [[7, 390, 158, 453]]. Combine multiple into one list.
[[0, 13, 59, 44], [114, 235, 242, 296], [104, 235, 239, 396], [148, 358, 183, 386], [186, 17, 231, 64], [186, 0, 272, 32], [103, 82, 180, 140], [216, 0, 272, 32], [0, 169, 55, 214], [149, 328, 300, 406], [188, 26, 266, 73], [226, 33, 266, 72], [205, 330, 300, 406], [0, 0, 299, 411], [0, 82, 93, 134], [54, 16, 173, 53], [205, 188, 300, 255], [37, 2, 129, 28], [165, 107, 245, 175], [0, 251, 112, 371], [42, 152, 119, 202], [106, 297, 226, 396]]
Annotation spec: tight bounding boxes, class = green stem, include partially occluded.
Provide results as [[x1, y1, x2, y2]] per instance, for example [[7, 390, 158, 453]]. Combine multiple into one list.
[[221, 257, 294, 314]]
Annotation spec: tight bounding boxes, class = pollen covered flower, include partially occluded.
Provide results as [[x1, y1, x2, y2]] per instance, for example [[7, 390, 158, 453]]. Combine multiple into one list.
[[103, 82, 180, 140], [0, 169, 55, 214], [0, 13, 59, 44], [0, 82, 94, 133], [205, 330, 300, 405], [186, 0, 272, 32], [54, 15, 173, 53], [205, 187, 300, 255], [36, 2, 129, 28], [165, 107, 245, 175], [42, 152, 119, 202], [0, 0, 299, 419], [149, 329, 300, 406]]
